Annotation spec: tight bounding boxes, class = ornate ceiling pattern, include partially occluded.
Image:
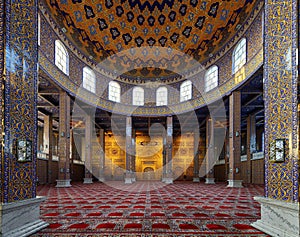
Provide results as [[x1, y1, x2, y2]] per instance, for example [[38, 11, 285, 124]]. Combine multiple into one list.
[[43, 0, 261, 79]]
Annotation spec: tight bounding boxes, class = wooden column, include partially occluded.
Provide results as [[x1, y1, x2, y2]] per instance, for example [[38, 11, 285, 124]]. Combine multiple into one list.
[[246, 115, 256, 184], [43, 115, 50, 154], [227, 91, 243, 187], [53, 133, 59, 157], [249, 115, 257, 154], [252, 0, 299, 235], [165, 116, 173, 184], [162, 131, 167, 182], [131, 129, 136, 182], [70, 129, 75, 181], [205, 116, 215, 184], [193, 131, 200, 182], [83, 114, 93, 184], [56, 91, 71, 187], [125, 116, 133, 184], [44, 115, 53, 184], [99, 128, 105, 182], [224, 131, 229, 182]]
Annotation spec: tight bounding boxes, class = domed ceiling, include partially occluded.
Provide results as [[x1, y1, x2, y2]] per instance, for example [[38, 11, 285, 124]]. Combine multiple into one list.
[[42, 0, 262, 81]]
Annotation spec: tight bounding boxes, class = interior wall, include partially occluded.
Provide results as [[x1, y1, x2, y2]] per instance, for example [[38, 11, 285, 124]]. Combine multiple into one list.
[[37, 159, 48, 184], [38, 126, 43, 151], [103, 132, 204, 181], [135, 135, 163, 180], [214, 164, 226, 182], [239, 125, 264, 184], [37, 159, 85, 184], [240, 161, 250, 183], [173, 133, 195, 181], [251, 159, 264, 184], [36, 129, 264, 184], [71, 164, 85, 182], [104, 134, 126, 180], [214, 160, 264, 184]]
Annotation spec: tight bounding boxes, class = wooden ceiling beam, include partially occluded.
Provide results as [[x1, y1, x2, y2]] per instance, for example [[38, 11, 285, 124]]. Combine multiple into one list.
[[243, 93, 262, 106]]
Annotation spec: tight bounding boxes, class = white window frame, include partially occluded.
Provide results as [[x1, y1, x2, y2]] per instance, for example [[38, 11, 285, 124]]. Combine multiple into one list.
[[132, 87, 144, 106], [204, 65, 218, 92], [83, 66, 96, 93], [55, 40, 69, 75], [180, 80, 192, 102], [232, 38, 246, 74], [109, 81, 121, 102], [156, 86, 168, 106]]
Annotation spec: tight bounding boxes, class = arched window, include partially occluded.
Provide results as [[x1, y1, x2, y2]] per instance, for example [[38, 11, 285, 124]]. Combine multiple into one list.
[[108, 81, 121, 102], [204, 65, 218, 92], [232, 38, 246, 74], [83, 67, 96, 93], [180, 80, 192, 102], [132, 87, 144, 106], [55, 40, 69, 75], [156, 87, 168, 106]]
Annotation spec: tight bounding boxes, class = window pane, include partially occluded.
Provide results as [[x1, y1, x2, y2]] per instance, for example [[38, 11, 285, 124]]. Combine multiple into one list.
[[205, 65, 218, 92], [133, 87, 144, 105], [55, 40, 69, 75], [156, 87, 168, 106], [233, 38, 246, 74], [180, 80, 192, 102], [83, 67, 96, 93], [109, 81, 121, 102]]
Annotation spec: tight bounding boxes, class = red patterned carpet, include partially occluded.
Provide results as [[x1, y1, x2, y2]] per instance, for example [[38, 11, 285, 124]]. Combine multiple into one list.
[[32, 181, 269, 237]]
